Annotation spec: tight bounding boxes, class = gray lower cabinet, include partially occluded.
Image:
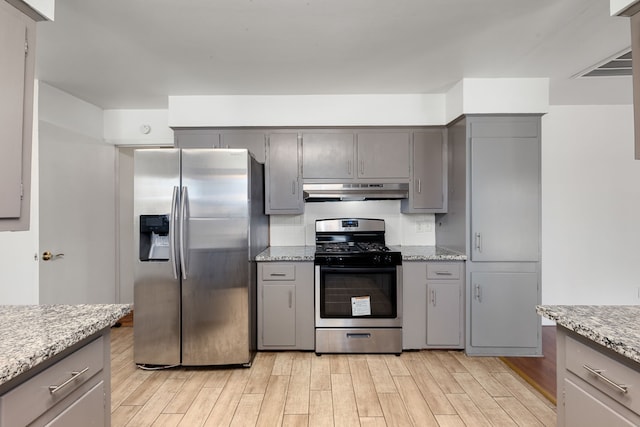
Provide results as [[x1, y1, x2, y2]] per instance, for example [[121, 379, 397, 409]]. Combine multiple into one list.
[[0, 0, 36, 231], [0, 333, 110, 427], [403, 261, 464, 350], [265, 133, 303, 214], [401, 129, 446, 213], [469, 270, 539, 350], [257, 262, 314, 350], [557, 328, 640, 426]]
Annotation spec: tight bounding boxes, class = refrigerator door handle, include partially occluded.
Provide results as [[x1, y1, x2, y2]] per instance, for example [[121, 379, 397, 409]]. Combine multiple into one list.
[[170, 186, 179, 280], [179, 186, 189, 280]]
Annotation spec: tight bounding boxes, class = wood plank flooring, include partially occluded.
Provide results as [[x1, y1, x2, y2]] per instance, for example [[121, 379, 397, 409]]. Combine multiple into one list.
[[500, 326, 557, 405], [110, 326, 556, 426]]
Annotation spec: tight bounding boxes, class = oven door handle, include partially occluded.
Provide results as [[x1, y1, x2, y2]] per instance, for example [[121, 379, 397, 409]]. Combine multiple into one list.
[[319, 266, 398, 274]]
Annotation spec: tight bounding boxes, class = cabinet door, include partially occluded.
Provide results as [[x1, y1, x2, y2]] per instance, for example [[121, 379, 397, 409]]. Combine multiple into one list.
[[174, 130, 220, 148], [0, 4, 28, 219], [302, 133, 355, 178], [470, 272, 539, 348], [403, 130, 444, 212], [564, 378, 637, 427], [265, 133, 303, 214], [402, 262, 427, 349], [470, 137, 540, 261], [221, 132, 266, 164], [356, 132, 410, 179], [262, 284, 296, 347], [44, 382, 106, 427], [427, 282, 462, 347]]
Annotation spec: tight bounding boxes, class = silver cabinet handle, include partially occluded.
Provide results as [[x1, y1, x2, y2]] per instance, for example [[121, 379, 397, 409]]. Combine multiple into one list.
[[474, 233, 482, 252], [431, 289, 436, 306], [583, 365, 629, 394], [49, 367, 89, 394], [347, 160, 352, 175], [347, 333, 371, 339], [434, 271, 452, 276], [288, 290, 293, 309], [417, 179, 422, 194], [292, 180, 296, 195], [474, 284, 482, 302], [270, 273, 287, 277], [359, 159, 364, 175]]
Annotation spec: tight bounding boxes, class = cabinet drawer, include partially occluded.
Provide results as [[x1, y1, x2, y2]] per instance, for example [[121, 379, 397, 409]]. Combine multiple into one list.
[[566, 336, 640, 414], [262, 264, 296, 281], [426, 263, 461, 280], [0, 336, 104, 427]]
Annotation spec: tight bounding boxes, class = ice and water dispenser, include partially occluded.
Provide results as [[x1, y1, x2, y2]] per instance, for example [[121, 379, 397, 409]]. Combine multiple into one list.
[[139, 214, 170, 261]]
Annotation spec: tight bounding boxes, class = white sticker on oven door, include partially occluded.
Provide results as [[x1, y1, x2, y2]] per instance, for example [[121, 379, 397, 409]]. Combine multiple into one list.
[[351, 296, 371, 316]]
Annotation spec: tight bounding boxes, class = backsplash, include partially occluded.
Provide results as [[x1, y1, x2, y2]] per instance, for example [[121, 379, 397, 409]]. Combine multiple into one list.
[[269, 200, 436, 246]]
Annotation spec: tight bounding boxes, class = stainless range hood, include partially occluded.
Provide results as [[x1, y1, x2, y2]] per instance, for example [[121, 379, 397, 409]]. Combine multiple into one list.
[[303, 183, 409, 202]]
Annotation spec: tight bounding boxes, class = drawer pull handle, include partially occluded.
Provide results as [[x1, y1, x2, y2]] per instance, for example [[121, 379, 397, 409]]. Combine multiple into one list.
[[583, 364, 628, 394], [434, 271, 452, 276], [270, 273, 287, 277], [48, 367, 90, 394], [347, 333, 371, 339]]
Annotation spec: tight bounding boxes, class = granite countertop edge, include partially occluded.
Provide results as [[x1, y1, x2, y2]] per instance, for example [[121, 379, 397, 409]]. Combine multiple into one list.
[[537, 305, 640, 364], [0, 304, 132, 387], [255, 245, 467, 262]]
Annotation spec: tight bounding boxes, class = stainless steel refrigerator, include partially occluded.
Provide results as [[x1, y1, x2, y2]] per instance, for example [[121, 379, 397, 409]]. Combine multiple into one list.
[[133, 148, 268, 366]]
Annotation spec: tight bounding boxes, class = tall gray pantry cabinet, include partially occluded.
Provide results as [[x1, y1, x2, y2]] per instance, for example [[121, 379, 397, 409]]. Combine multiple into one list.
[[437, 115, 542, 357]]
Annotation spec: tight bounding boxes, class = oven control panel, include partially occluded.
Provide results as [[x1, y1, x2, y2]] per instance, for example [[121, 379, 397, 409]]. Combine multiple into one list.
[[314, 252, 402, 267]]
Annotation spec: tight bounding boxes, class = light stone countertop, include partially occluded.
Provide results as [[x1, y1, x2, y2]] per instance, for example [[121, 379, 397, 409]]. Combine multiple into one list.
[[255, 245, 466, 262], [0, 304, 132, 386], [537, 305, 640, 364], [398, 246, 466, 261], [255, 246, 316, 262]]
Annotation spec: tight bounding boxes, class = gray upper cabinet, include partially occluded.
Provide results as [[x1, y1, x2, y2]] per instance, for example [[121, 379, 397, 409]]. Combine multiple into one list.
[[174, 129, 220, 148], [356, 132, 410, 179], [221, 132, 266, 164], [0, 1, 35, 231], [174, 130, 266, 164], [470, 127, 540, 262], [401, 129, 446, 213], [302, 133, 355, 179], [265, 133, 303, 214]]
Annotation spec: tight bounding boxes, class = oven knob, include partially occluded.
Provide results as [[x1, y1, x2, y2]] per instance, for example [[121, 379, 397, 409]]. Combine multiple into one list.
[[384, 255, 393, 264], [373, 254, 382, 264]]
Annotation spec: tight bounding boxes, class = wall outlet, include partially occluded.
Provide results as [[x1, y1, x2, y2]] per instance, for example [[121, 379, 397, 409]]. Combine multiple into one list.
[[416, 221, 433, 233]]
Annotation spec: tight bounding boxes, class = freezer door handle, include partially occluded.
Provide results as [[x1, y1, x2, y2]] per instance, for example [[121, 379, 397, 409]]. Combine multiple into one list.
[[179, 186, 189, 280], [170, 186, 179, 280]]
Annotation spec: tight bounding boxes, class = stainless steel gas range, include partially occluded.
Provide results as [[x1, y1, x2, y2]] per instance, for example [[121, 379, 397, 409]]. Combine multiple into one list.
[[314, 218, 402, 354]]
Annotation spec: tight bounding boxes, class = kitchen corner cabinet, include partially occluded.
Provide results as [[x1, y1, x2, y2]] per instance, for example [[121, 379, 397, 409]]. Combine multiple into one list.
[[265, 133, 304, 214], [401, 129, 447, 213], [173, 130, 266, 163], [0, 334, 110, 427], [403, 261, 464, 350], [257, 262, 314, 350], [0, 0, 36, 231]]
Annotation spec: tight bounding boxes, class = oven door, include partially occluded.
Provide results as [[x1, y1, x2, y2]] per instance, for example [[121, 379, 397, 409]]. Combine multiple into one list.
[[315, 264, 403, 328]]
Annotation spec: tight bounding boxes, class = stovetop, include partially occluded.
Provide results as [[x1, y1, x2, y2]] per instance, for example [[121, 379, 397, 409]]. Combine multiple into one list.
[[315, 241, 391, 254]]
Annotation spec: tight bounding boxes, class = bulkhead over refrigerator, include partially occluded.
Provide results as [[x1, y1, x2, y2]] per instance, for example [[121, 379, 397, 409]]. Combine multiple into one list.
[[133, 148, 268, 367]]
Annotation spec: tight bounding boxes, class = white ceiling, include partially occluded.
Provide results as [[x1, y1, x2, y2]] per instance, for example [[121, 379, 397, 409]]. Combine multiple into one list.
[[35, 0, 633, 110]]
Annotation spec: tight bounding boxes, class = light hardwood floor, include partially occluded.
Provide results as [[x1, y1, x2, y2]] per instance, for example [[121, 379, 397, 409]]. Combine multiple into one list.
[[110, 326, 556, 426]]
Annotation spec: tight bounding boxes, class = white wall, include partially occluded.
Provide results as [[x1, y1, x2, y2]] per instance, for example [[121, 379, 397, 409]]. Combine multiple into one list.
[[269, 201, 436, 247], [541, 104, 640, 305]]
